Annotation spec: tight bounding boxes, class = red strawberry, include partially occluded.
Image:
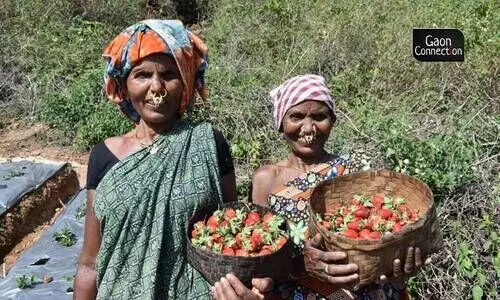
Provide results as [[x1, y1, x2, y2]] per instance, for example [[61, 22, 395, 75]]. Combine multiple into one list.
[[347, 221, 362, 231], [224, 208, 236, 220], [251, 230, 264, 249], [217, 220, 232, 236], [245, 211, 261, 226], [397, 204, 411, 214], [341, 207, 351, 216], [262, 212, 274, 224], [194, 221, 205, 229], [354, 207, 369, 219], [275, 236, 288, 250], [235, 232, 244, 247], [343, 229, 359, 239], [393, 223, 404, 233], [320, 220, 332, 230], [372, 195, 384, 209], [359, 229, 372, 239], [380, 208, 393, 220], [207, 215, 219, 233], [222, 247, 235, 256], [258, 248, 273, 256], [368, 231, 382, 239], [235, 249, 249, 257], [191, 228, 200, 239]]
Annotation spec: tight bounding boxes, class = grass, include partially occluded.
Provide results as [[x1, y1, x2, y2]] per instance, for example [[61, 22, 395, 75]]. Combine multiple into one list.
[[1, 0, 499, 298]]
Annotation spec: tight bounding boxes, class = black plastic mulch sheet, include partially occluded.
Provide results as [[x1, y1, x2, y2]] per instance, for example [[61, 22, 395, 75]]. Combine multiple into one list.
[[0, 160, 65, 216], [0, 189, 86, 299]]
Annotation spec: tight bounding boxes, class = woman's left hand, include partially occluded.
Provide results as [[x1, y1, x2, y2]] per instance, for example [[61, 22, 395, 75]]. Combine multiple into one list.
[[212, 273, 273, 300], [379, 246, 432, 285]]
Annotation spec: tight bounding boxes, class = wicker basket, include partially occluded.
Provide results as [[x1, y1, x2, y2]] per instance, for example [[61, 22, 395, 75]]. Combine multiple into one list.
[[307, 170, 442, 287], [186, 201, 294, 287]]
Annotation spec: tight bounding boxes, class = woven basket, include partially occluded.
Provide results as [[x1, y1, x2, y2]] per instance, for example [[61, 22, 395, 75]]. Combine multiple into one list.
[[307, 170, 442, 287], [186, 201, 294, 287]]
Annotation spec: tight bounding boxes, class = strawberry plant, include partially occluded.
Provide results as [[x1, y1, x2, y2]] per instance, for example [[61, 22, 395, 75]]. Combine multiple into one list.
[[16, 275, 35, 289], [75, 202, 86, 220], [53, 226, 77, 247], [318, 194, 420, 239], [190, 207, 288, 257]]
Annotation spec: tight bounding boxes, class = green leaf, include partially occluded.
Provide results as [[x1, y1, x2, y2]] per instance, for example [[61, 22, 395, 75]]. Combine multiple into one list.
[[483, 240, 492, 251], [472, 285, 483, 300]]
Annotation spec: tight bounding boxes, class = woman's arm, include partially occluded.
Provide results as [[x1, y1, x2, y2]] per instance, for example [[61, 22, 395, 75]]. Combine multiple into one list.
[[74, 190, 101, 300], [249, 165, 276, 206]]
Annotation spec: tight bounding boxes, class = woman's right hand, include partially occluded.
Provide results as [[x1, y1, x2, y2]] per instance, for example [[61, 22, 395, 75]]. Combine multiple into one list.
[[303, 233, 359, 287]]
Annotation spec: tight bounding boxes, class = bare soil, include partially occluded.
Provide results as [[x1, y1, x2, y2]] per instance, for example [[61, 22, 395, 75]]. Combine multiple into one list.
[[0, 122, 90, 273], [0, 122, 89, 187]]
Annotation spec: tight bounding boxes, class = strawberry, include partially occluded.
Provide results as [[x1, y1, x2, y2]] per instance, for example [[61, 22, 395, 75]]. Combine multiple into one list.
[[354, 207, 369, 219], [397, 204, 411, 214], [347, 221, 362, 231], [368, 231, 382, 239], [410, 211, 419, 221], [341, 207, 351, 216], [379, 208, 393, 220], [216, 220, 231, 236], [235, 232, 244, 247], [275, 236, 288, 250], [222, 247, 235, 256], [235, 249, 249, 257], [393, 222, 404, 233], [372, 195, 384, 209], [194, 221, 205, 229], [320, 220, 332, 230], [343, 229, 359, 239], [251, 230, 264, 250], [262, 212, 274, 225], [207, 215, 220, 233], [258, 248, 273, 256], [191, 228, 200, 239], [245, 211, 261, 226], [224, 208, 236, 220], [224, 236, 239, 250], [359, 229, 372, 239]]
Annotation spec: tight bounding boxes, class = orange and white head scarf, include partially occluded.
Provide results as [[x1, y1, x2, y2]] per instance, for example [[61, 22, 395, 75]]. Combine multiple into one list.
[[103, 19, 208, 121]]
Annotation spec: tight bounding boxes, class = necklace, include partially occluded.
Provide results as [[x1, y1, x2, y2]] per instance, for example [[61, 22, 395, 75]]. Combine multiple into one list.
[[134, 129, 160, 154]]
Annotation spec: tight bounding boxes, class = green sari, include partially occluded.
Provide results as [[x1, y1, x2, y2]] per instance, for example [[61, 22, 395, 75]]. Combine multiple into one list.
[[94, 121, 223, 299]]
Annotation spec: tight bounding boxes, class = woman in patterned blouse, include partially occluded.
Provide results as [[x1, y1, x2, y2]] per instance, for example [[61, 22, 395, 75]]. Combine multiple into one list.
[[250, 74, 425, 300]]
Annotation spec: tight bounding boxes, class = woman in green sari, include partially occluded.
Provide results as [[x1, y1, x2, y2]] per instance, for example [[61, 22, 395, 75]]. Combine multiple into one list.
[[74, 20, 271, 299]]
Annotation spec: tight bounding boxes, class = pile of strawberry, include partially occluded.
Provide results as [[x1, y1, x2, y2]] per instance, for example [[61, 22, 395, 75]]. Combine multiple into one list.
[[191, 208, 288, 256], [317, 194, 420, 239]]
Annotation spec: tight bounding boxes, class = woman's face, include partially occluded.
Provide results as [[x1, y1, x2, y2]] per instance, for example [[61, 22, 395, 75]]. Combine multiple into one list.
[[125, 53, 183, 124], [282, 100, 334, 157]]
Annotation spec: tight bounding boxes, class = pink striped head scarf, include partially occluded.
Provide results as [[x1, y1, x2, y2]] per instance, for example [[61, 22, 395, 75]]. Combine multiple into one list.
[[270, 74, 335, 130]]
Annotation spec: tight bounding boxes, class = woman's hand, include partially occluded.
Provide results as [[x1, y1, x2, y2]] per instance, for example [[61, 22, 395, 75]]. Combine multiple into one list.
[[303, 233, 359, 287], [213, 274, 273, 300], [379, 246, 432, 285]]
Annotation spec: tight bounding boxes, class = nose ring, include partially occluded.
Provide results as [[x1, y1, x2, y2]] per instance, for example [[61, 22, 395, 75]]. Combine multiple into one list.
[[151, 90, 168, 107]]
